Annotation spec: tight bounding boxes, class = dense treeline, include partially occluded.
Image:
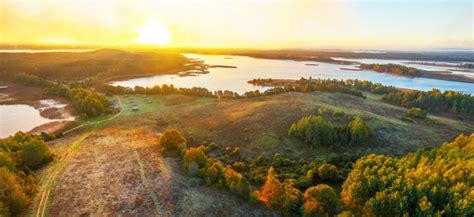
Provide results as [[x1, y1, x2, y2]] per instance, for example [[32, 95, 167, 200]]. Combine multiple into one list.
[[359, 63, 422, 76], [344, 79, 400, 94], [342, 133, 474, 216], [0, 49, 188, 80], [383, 88, 474, 115], [14, 73, 110, 118], [161, 128, 365, 216], [176, 129, 473, 216], [288, 115, 372, 148], [0, 132, 53, 216], [161, 126, 473, 216], [250, 77, 401, 96], [249, 78, 367, 98]]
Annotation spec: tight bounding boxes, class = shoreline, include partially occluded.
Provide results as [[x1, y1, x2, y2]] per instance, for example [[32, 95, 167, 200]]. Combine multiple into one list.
[[0, 81, 76, 137]]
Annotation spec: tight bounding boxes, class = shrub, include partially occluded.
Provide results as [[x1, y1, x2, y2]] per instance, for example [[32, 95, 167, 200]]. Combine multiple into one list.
[[0, 168, 29, 215], [19, 138, 52, 169], [302, 184, 341, 216], [206, 142, 219, 151], [159, 129, 187, 154], [273, 153, 283, 167], [229, 147, 241, 157], [289, 115, 336, 147], [0, 152, 16, 172], [224, 167, 251, 200], [183, 147, 208, 176], [406, 107, 427, 119], [204, 161, 226, 187], [318, 163, 338, 181], [347, 117, 372, 145]]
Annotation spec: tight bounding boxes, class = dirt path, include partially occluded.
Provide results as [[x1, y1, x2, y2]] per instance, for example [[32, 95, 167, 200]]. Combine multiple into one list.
[[31, 97, 123, 217], [133, 148, 165, 215]]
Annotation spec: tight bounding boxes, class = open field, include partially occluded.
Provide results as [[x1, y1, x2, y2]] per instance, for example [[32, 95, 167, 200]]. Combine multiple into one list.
[[38, 127, 274, 216], [24, 90, 473, 216], [112, 92, 473, 158]]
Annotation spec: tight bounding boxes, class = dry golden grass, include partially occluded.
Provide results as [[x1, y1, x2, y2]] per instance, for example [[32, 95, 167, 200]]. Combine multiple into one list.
[[47, 127, 273, 216]]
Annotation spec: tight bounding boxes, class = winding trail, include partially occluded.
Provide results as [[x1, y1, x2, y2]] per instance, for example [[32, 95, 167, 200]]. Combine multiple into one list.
[[133, 149, 165, 215], [33, 96, 123, 217]]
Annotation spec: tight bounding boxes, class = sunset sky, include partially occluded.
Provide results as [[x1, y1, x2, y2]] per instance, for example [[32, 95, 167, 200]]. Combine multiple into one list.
[[1, 0, 472, 50]]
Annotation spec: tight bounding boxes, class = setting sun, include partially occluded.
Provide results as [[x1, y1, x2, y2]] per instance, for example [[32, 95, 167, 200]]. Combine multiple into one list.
[[134, 20, 171, 45], [1, 1, 473, 216]]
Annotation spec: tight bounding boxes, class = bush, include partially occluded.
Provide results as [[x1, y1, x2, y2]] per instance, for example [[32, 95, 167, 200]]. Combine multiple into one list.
[[159, 129, 187, 154], [406, 107, 427, 119], [289, 116, 336, 147], [347, 117, 372, 145], [204, 161, 226, 187], [318, 163, 338, 182], [224, 167, 251, 200], [0, 152, 17, 172], [0, 168, 29, 215], [302, 184, 341, 216], [183, 147, 208, 176], [19, 138, 52, 169]]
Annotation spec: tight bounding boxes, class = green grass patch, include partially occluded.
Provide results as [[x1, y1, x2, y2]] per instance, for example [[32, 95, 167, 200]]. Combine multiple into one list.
[[119, 95, 162, 116]]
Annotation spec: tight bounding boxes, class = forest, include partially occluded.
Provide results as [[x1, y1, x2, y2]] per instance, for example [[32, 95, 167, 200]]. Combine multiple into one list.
[[0, 49, 188, 80], [359, 63, 423, 76], [288, 115, 372, 148], [383, 88, 474, 115], [14, 73, 110, 118], [158, 128, 473, 216], [0, 133, 53, 216]]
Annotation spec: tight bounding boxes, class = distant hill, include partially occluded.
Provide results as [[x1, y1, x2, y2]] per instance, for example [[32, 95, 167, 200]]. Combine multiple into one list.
[[0, 49, 188, 80]]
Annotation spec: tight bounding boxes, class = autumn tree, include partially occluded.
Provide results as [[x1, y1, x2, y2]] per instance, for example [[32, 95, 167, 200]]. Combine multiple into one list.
[[302, 184, 341, 216], [341, 133, 474, 216], [259, 167, 283, 207], [258, 167, 304, 214]]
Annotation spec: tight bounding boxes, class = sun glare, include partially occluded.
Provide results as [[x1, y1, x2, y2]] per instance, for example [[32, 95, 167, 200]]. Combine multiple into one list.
[[134, 20, 171, 45]]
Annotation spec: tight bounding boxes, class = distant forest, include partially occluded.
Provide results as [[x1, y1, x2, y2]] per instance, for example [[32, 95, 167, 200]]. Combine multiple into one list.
[[0, 49, 188, 80]]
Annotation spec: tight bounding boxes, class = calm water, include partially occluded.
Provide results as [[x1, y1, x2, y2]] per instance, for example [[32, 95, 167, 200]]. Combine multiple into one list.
[[112, 54, 474, 94], [0, 101, 74, 138]]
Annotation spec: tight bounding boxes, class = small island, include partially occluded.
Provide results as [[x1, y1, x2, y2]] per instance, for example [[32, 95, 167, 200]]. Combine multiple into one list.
[[359, 63, 474, 83]]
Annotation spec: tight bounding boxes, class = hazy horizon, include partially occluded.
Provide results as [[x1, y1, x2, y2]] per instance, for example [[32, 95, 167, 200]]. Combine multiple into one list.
[[1, 0, 473, 50]]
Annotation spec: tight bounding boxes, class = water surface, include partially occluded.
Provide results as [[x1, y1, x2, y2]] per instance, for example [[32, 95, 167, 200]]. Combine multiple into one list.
[[0, 100, 74, 138], [112, 54, 474, 94]]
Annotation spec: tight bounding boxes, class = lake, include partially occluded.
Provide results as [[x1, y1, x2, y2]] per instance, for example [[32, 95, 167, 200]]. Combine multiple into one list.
[[112, 54, 474, 94], [0, 100, 74, 138]]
